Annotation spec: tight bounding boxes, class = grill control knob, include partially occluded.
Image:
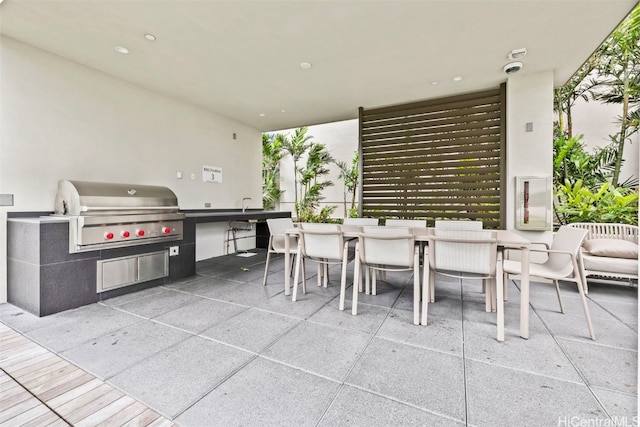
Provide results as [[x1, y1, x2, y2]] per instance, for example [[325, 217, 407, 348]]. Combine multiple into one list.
[[121, 231, 131, 238], [162, 227, 171, 234], [136, 230, 145, 237], [105, 232, 114, 240]]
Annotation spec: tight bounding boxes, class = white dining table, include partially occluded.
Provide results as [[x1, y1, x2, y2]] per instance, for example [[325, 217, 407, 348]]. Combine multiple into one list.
[[283, 225, 532, 339]]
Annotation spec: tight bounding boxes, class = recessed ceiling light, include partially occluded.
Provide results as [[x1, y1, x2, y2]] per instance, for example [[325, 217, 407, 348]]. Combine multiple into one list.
[[259, 113, 266, 117], [431, 81, 439, 85], [114, 46, 129, 54], [281, 109, 286, 113], [300, 62, 312, 70], [453, 76, 463, 82], [144, 34, 157, 41]]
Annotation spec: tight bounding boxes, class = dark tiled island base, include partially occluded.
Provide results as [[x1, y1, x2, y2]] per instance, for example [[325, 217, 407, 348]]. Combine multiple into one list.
[[7, 216, 196, 316]]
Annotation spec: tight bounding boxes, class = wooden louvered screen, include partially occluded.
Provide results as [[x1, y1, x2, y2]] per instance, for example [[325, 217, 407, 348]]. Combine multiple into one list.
[[359, 85, 506, 229]]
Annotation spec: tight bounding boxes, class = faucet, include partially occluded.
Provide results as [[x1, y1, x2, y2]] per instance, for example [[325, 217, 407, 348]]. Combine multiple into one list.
[[242, 197, 252, 213]]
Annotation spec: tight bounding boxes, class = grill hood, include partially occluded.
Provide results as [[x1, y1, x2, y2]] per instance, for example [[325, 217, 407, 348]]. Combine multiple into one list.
[[54, 180, 180, 216]]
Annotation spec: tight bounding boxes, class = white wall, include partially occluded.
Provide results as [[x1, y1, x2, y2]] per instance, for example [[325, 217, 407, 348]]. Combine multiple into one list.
[[0, 37, 263, 302], [506, 71, 555, 242], [273, 119, 359, 218], [572, 99, 639, 184]]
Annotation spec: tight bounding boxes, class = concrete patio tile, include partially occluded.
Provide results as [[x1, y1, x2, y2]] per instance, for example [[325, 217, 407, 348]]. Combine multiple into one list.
[[200, 308, 300, 353], [99, 286, 165, 307], [0, 303, 57, 333], [585, 282, 637, 304], [165, 276, 244, 298], [591, 298, 638, 330], [263, 322, 370, 381], [318, 385, 462, 427], [309, 300, 389, 335], [465, 359, 606, 427], [25, 304, 143, 352], [201, 281, 283, 306], [377, 307, 463, 355], [152, 297, 248, 334], [538, 310, 637, 350], [255, 291, 334, 320], [162, 273, 223, 290], [342, 283, 404, 309], [60, 321, 190, 379], [116, 289, 203, 319], [557, 338, 638, 395], [463, 320, 583, 382], [175, 357, 340, 427], [108, 335, 254, 418], [529, 290, 615, 321], [346, 337, 465, 422], [590, 387, 638, 421]]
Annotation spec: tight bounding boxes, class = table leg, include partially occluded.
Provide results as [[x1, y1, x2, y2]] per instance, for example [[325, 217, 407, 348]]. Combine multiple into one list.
[[519, 246, 530, 339], [284, 233, 291, 296]]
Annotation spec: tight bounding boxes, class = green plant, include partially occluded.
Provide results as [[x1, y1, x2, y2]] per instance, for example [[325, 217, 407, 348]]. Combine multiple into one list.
[[262, 133, 284, 210], [298, 142, 334, 221], [555, 180, 638, 225], [335, 151, 359, 217], [279, 127, 313, 218]]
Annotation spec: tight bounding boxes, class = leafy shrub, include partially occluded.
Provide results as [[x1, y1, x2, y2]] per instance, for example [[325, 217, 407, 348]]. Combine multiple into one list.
[[555, 180, 638, 225]]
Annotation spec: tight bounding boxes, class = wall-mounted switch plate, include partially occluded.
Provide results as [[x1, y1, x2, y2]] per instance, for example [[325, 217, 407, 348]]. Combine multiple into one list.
[[176, 171, 183, 179], [191, 173, 196, 180], [204, 202, 211, 208], [0, 194, 14, 206], [169, 246, 179, 256], [525, 122, 534, 132]]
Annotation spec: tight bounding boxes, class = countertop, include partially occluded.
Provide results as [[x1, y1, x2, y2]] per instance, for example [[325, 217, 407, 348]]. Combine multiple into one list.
[[181, 209, 291, 223]]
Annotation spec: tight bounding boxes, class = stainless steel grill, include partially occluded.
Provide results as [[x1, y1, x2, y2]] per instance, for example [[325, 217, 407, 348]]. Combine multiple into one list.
[[54, 180, 185, 253]]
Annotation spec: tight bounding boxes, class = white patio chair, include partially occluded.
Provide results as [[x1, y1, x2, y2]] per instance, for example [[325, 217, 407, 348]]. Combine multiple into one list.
[[433, 220, 486, 302], [292, 223, 355, 302], [343, 217, 379, 226], [502, 225, 595, 340], [423, 229, 505, 341], [434, 220, 483, 230], [350, 227, 421, 324], [263, 218, 298, 286], [385, 219, 427, 228], [343, 218, 379, 290]]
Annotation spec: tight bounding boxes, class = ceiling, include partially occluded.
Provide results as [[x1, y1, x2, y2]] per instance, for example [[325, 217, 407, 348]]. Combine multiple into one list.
[[0, 1, 636, 132]]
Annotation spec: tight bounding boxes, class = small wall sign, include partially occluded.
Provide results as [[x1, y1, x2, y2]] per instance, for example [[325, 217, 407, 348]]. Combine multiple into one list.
[[202, 165, 222, 183]]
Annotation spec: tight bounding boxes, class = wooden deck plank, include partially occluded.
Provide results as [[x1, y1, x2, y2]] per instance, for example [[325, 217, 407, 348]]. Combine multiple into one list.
[[64, 388, 124, 425], [13, 359, 70, 384], [38, 372, 96, 403], [94, 401, 148, 427], [0, 328, 176, 427], [9, 355, 66, 380], [0, 395, 40, 424], [0, 344, 48, 366], [74, 395, 137, 427], [122, 408, 162, 427], [0, 385, 31, 412], [1, 402, 51, 426], [45, 377, 103, 408], [147, 418, 179, 427], [27, 367, 87, 396], [1, 352, 57, 372], [22, 362, 80, 389], [54, 383, 113, 417], [19, 409, 69, 427]]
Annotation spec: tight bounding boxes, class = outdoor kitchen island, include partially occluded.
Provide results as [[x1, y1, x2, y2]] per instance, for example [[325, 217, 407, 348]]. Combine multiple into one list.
[[6, 209, 290, 316]]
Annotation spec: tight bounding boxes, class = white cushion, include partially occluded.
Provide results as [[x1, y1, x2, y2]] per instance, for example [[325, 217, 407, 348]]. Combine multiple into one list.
[[583, 239, 638, 259], [582, 253, 638, 276]]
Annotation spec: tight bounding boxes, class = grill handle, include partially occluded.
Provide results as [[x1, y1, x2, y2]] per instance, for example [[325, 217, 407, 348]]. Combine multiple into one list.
[[80, 206, 180, 212]]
